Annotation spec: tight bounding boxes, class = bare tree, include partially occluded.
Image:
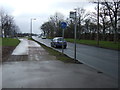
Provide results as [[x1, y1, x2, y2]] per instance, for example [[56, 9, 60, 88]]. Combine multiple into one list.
[[50, 12, 64, 37], [41, 21, 52, 37], [99, 5, 111, 40], [75, 8, 89, 39], [0, 8, 20, 38], [0, 8, 6, 37], [41, 12, 65, 38], [101, 0, 120, 43]]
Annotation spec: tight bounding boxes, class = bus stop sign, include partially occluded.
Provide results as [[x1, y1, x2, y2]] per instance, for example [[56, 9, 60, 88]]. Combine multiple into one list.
[[61, 22, 67, 29]]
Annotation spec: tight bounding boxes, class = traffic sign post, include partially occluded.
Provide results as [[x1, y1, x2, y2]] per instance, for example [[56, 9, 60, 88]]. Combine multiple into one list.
[[61, 22, 67, 54], [62, 28, 64, 54]]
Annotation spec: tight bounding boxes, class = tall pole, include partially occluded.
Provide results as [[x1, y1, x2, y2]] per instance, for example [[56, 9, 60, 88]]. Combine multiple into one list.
[[74, 11, 77, 61], [30, 19, 32, 38], [61, 22, 67, 54], [30, 18, 36, 38], [70, 11, 77, 61], [62, 29, 64, 54], [97, 0, 99, 46]]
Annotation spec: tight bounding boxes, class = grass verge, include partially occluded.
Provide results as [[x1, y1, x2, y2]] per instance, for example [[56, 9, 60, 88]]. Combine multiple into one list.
[[65, 39, 119, 50], [31, 39, 81, 64], [2, 38, 20, 62], [28, 37, 33, 40], [2, 38, 20, 46], [0, 38, 2, 46]]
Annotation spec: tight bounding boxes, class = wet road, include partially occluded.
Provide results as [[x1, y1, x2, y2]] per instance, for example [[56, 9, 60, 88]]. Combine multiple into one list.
[[33, 36, 119, 79], [2, 38, 118, 88]]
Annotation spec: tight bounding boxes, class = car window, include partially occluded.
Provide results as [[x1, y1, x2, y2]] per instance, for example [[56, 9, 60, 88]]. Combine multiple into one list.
[[53, 37, 66, 42], [58, 38, 66, 41], [53, 39, 56, 42]]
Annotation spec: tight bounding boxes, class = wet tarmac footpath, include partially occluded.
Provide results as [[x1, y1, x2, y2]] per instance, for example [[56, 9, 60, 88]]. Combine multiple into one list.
[[2, 38, 118, 88]]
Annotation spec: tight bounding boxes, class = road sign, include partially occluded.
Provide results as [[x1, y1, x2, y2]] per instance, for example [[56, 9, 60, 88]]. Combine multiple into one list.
[[61, 22, 67, 29], [60, 22, 67, 54], [70, 11, 76, 18]]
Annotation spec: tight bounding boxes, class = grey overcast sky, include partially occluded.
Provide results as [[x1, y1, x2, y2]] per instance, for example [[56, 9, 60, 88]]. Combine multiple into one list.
[[0, 0, 97, 34]]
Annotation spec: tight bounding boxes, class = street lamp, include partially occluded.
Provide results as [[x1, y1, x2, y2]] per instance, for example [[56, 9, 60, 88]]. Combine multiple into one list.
[[70, 10, 77, 61], [30, 18, 36, 38]]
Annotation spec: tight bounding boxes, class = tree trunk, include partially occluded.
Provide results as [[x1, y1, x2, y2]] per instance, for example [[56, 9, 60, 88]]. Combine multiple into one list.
[[114, 7, 118, 43]]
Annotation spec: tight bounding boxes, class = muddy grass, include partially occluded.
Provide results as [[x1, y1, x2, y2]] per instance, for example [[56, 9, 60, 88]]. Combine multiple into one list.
[[2, 46, 16, 62]]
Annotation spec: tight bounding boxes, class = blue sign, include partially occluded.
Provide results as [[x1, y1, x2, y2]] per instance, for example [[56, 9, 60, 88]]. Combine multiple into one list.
[[61, 22, 67, 29]]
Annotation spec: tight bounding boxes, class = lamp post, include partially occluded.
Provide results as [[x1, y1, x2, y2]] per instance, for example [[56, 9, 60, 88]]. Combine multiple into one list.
[[70, 10, 77, 61], [30, 18, 36, 38]]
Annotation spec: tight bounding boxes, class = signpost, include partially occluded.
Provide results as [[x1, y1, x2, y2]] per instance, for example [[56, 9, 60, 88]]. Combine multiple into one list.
[[70, 11, 77, 61], [61, 22, 67, 54]]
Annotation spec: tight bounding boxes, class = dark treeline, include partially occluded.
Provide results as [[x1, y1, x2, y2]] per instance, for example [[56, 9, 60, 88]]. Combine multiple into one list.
[[41, 1, 120, 43], [17, 33, 37, 37]]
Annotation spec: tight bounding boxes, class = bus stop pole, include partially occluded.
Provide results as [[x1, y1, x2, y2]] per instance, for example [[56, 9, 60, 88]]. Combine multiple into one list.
[[74, 12, 77, 61]]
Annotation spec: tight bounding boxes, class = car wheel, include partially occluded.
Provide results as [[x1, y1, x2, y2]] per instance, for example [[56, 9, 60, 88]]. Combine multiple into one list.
[[53, 44, 55, 48], [51, 43, 53, 47], [55, 45, 57, 48]]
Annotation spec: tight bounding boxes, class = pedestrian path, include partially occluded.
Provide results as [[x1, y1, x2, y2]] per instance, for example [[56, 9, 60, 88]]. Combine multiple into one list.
[[12, 39, 29, 55], [28, 40, 56, 61], [9, 38, 56, 61]]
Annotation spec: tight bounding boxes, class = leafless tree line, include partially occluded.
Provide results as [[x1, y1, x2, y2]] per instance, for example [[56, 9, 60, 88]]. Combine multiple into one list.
[[0, 8, 20, 38], [41, 0, 120, 43]]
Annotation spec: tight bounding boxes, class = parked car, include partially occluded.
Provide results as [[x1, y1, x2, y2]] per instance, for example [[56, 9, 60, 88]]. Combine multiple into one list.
[[51, 37, 67, 49]]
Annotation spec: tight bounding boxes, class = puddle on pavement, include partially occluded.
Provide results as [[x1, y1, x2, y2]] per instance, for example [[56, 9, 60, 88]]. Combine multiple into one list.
[[28, 47, 56, 61], [7, 55, 28, 62]]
